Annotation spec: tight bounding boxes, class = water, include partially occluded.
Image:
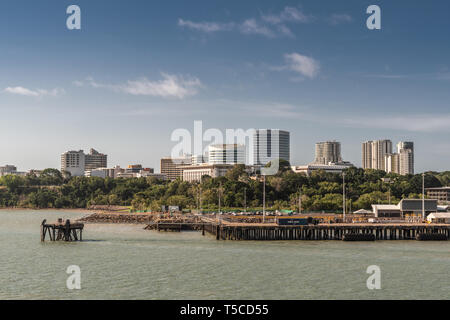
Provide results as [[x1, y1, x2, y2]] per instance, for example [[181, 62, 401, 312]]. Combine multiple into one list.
[[0, 210, 449, 300]]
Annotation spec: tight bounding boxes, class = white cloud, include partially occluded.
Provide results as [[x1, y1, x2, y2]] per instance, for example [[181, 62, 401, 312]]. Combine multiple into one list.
[[120, 74, 202, 98], [178, 6, 313, 39], [328, 13, 353, 25], [262, 6, 312, 24], [4, 86, 64, 97], [276, 24, 295, 38], [284, 53, 320, 78], [178, 19, 234, 33], [240, 19, 275, 38], [80, 73, 203, 99]]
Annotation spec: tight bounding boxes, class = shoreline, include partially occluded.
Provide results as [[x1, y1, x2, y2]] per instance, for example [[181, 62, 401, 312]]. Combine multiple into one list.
[[0, 207, 95, 213]]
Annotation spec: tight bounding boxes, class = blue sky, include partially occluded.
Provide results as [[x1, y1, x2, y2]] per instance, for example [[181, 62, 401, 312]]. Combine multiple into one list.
[[1, 0, 449, 172]]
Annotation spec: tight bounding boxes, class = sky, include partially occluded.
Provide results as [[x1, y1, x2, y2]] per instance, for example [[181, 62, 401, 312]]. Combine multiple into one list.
[[1, 0, 449, 173]]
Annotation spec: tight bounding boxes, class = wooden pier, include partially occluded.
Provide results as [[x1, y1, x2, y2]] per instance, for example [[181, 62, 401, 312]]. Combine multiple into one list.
[[147, 216, 450, 241], [41, 219, 84, 242], [201, 222, 450, 241]]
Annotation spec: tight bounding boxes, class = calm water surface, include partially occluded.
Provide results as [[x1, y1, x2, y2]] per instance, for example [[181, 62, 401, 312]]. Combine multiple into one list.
[[0, 210, 449, 300]]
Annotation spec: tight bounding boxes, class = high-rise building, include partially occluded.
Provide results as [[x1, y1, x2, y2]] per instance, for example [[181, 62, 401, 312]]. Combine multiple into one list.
[[362, 140, 392, 170], [85, 148, 108, 171], [397, 142, 414, 175], [208, 144, 245, 165], [61, 148, 107, 177], [313, 141, 342, 165], [362, 142, 373, 169], [399, 148, 414, 175], [251, 129, 290, 166], [383, 142, 414, 175], [384, 153, 400, 174], [61, 150, 86, 177], [160, 156, 192, 181]]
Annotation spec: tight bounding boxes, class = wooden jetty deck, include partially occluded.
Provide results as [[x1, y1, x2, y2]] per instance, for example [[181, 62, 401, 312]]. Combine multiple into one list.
[[150, 217, 450, 241], [206, 223, 450, 241], [41, 219, 84, 242]]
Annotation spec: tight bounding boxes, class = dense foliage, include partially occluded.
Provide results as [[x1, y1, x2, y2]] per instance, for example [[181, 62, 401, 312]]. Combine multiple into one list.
[[0, 165, 448, 211]]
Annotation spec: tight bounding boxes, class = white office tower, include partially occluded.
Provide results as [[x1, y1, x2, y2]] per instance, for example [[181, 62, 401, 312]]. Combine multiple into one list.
[[61, 150, 86, 177], [251, 129, 290, 165], [208, 144, 245, 165], [314, 141, 342, 165], [362, 140, 392, 170]]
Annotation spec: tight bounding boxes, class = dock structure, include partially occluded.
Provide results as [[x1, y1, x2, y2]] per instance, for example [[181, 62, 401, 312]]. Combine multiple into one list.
[[150, 216, 450, 241], [145, 217, 207, 232], [204, 223, 450, 241], [40, 219, 84, 242]]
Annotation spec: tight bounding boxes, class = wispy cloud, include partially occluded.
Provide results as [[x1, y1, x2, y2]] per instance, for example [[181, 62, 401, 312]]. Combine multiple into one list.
[[240, 19, 275, 38], [4, 86, 64, 97], [178, 19, 234, 33], [284, 53, 320, 79], [328, 13, 353, 25], [76, 73, 202, 99], [178, 6, 313, 39], [261, 6, 313, 24]]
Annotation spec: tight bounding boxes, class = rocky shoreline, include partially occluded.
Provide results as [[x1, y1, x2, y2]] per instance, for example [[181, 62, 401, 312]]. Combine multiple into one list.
[[77, 212, 158, 224]]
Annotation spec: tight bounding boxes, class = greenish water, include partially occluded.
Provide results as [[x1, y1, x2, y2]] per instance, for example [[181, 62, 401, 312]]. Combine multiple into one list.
[[0, 210, 449, 300]]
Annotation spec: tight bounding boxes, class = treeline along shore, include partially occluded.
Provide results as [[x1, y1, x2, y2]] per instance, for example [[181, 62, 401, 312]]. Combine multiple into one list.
[[0, 164, 449, 212]]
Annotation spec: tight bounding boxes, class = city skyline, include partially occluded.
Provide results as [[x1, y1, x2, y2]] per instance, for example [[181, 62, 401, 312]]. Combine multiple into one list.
[[1, 1, 450, 172]]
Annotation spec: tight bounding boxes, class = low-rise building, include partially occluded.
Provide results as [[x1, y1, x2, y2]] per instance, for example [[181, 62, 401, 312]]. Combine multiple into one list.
[[181, 164, 234, 182], [161, 156, 192, 180], [427, 212, 450, 224], [85, 166, 123, 178], [371, 199, 438, 218], [371, 204, 402, 218], [0, 165, 18, 176], [426, 187, 450, 203], [85, 165, 162, 179], [291, 163, 353, 176]]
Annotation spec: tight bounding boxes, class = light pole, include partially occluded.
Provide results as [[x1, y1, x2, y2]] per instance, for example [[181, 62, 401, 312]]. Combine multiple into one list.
[[263, 174, 266, 223], [298, 188, 302, 214], [199, 183, 202, 215], [196, 184, 200, 214], [342, 172, 346, 222], [218, 182, 222, 215], [422, 173, 425, 221], [244, 187, 247, 213]]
